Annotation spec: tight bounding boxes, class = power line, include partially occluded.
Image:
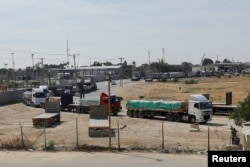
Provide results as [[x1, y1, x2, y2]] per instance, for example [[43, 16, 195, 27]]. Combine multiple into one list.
[[0, 46, 66, 55]]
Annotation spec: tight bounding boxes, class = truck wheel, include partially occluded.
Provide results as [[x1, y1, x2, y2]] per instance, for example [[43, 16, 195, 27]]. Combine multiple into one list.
[[60, 106, 65, 111], [189, 116, 196, 123], [138, 111, 144, 118], [166, 113, 173, 121], [133, 110, 138, 118], [213, 109, 216, 115], [174, 113, 181, 122], [127, 110, 132, 117], [149, 112, 154, 118]]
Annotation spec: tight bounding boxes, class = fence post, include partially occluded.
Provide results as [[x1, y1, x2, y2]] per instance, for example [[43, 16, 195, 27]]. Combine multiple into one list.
[[44, 123, 47, 150], [20, 123, 24, 148], [208, 125, 210, 151], [117, 120, 120, 151], [76, 117, 79, 149], [162, 122, 165, 150]]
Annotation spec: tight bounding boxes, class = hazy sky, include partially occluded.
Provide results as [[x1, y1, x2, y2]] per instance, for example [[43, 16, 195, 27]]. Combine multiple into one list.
[[0, 0, 249, 69]]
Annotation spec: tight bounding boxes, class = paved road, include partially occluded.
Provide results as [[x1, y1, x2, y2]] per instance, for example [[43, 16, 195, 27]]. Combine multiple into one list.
[[0, 151, 207, 167]]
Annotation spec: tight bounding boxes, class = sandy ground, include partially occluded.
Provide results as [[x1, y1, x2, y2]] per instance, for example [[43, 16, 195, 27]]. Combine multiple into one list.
[[0, 76, 249, 152]]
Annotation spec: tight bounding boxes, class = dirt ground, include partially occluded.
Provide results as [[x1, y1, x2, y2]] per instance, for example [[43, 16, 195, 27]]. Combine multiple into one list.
[[0, 75, 249, 153]]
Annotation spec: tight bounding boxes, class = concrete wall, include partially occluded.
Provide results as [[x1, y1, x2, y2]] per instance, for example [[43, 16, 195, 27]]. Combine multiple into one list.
[[0, 89, 28, 106]]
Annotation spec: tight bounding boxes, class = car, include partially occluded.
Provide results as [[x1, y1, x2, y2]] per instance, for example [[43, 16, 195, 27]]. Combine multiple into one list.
[[131, 76, 140, 81], [111, 81, 117, 85]]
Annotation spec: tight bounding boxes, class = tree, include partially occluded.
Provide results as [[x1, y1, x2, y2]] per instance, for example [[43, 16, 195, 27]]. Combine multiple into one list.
[[181, 61, 192, 73], [103, 61, 112, 66], [223, 58, 232, 63], [202, 58, 214, 65], [92, 61, 102, 66], [229, 92, 250, 126], [215, 60, 221, 64]]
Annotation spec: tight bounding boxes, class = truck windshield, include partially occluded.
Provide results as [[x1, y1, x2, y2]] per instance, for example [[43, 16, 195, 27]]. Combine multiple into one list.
[[200, 102, 212, 109], [110, 97, 120, 104], [34, 93, 46, 98]]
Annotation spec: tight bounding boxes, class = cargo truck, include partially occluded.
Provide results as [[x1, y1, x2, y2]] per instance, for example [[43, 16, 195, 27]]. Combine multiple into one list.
[[23, 88, 47, 107], [78, 92, 122, 115], [126, 94, 213, 123]]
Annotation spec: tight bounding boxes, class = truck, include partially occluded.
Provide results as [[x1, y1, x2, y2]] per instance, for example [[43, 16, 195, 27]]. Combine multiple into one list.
[[126, 94, 213, 123], [32, 101, 61, 127], [78, 92, 122, 115], [23, 88, 47, 107]]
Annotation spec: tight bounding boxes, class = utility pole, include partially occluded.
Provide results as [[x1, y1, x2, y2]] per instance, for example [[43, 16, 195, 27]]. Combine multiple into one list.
[[148, 51, 151, 65], [39, 58, 45, 84], [66, 39, 69, 65], [31, 54, 34, 68], [200, 53, 205, 72], [162, 48, 165, 63], [107, 74, 111, 151], [69, 54, 79, 84], [118, 57, 124, 87], [11, 52, 15, 89], [31, 54, 35, 80], [4, 63, 8, 85], [11, 52, 15, 70]]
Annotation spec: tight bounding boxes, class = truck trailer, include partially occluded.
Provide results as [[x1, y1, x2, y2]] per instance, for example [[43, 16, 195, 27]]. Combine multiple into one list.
[[32, 101, 61, 127], [126, 94, 213, 123]]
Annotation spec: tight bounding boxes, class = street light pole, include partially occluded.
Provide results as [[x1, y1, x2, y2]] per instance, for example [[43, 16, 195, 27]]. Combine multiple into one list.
[[107, 74, 111, 151], [11, 52, 15, 89], [69, 53, 79, 84]]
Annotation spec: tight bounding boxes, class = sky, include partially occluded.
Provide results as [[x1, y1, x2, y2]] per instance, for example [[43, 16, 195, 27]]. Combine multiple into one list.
[[0, 0, 250, 69]]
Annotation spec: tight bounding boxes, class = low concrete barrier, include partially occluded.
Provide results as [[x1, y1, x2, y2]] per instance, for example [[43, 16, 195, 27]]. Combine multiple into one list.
[[0, 89, 28, 106]]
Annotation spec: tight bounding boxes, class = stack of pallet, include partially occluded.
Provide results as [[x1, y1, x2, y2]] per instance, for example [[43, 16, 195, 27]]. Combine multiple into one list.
[[32, 101, 61, 127], [88, 105, 109, 137]]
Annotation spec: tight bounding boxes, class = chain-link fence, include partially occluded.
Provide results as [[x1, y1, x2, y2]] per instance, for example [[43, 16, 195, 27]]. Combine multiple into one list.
[[0, 116, 244, 152]]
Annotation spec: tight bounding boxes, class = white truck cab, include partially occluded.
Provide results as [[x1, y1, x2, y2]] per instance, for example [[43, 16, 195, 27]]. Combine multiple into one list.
[[31, 88, 47, 106], [188, 94, 213, 123]]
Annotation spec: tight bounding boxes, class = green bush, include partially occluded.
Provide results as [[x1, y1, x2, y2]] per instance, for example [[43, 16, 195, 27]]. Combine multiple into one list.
[[46, 140, 55, 151], [185, 79, 198, 84]]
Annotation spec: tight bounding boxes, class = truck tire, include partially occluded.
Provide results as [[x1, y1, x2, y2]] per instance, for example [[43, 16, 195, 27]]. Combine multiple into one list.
[[166, 113, 173, 121], [60, 106, 65, 111], [189, 116, 196, 123], [149, 111, 155, 118], [174, 113, 181, 122], [138, 111, 144, 118], [133, 110, 138, 118], [127, 110, 132, 117]]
